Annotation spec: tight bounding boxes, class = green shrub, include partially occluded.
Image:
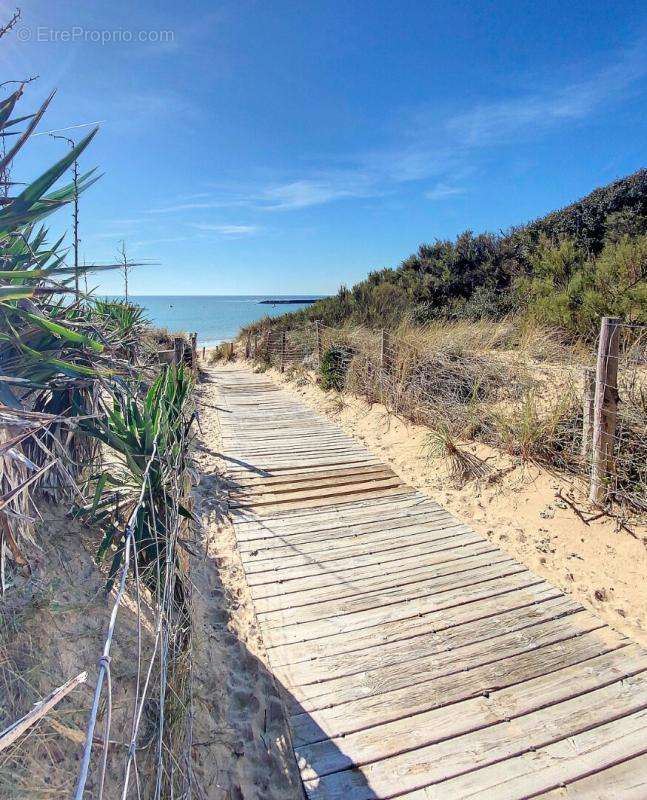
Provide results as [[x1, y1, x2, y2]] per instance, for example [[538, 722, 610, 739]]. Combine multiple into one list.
[[320, 345, 353, 391], [519, 235, 647, 336], [246, 169, 647, 339]]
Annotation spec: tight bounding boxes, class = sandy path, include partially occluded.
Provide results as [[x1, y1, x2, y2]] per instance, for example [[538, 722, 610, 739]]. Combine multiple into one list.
[[190, 368, 303, 800], [259, 364, 647, 648]]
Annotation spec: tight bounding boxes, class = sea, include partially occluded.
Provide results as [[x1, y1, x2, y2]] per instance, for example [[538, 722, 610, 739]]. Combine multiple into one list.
[[120, 295, 321, 347]]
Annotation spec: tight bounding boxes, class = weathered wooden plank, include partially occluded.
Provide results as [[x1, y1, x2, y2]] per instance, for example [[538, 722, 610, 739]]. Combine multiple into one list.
[[239, 515, 466, 563], [273, 594, 581, 685], [289, 628, 627, 746], [237, 508, 455, 549], [263, 573, 547, 647], [283, 611, 606, 713], [420, 707, 647, 800], [258, 558, 521, 629], [231, 472, 400, 498], [267, 584, 565, 667], [297, 644, 647, 780], [245, 487, 414, 515], [233, 494, 439, 535], [230, 476, 406, 508], [241, 525, 476, 577], [302, 671, 647, 800], [532, 751, 647, 799], [231, 489, 430, 522], [235, 464, 395, 487], [250, 541, 499, 599]]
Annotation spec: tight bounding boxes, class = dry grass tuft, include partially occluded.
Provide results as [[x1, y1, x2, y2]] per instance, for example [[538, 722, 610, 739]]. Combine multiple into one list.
[[424, 424, 491, 485], [209, 342, 236, 364]]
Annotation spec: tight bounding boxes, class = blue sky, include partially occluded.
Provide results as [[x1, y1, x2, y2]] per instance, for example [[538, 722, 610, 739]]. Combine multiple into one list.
[[5, 0, 647, 295]]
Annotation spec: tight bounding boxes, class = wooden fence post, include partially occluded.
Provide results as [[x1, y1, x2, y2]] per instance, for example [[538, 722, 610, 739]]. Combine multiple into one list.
[[202, 346, 205, 360], [253, 332, 258, 358], [245, 333, 251, 359], [280, 331, 286, 373], [315, 321, 323, 363], [380, 329, 392, 373], [173, 336, 185, 366], [589, 317, 620, 505], [581, 367, 595, 459]]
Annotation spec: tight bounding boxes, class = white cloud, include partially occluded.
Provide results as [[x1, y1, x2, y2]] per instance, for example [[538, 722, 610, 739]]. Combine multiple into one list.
[[189, 223, 260, 237], [144, 39, 647, 218], [424, 183, 466, 201], [130, 236, 189, 247], [258, 178, 372, 211], [446, 47, 647, 146], [148, 199, 247, 213]]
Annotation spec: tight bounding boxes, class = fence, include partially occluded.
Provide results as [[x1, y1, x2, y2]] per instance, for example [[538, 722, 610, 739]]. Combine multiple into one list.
[[158, 333, 199, 369], [248, 317, 647, 514], [73, 423, 195, 800]]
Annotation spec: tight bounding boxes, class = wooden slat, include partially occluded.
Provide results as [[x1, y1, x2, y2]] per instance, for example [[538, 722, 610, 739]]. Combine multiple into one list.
[[302, 672, 647, 799], [532, 751, 647, 799], [297, 645, 647, 780], [289, 628, 628, 746], [282, 611, 607, 713]]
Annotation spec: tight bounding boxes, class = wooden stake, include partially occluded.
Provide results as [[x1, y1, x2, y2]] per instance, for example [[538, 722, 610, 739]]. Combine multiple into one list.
[[202, 346, 206, 360], [380, 329, 392, 373], [589, 317, 620, 505], [0, 672, 87, 752], [280, 331, 286, 373], [581, 367, 595, 459], [245, 333, 251, 359], [315, 321, 323, 363], [173, 336, 184, 366], [253, 332, 259, 358]]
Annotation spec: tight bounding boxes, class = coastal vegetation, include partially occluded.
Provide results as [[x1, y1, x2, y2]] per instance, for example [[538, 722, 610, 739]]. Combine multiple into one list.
[[242, 172, 647, 518], [244, 169, 647, 338], [0, 27, 197, 796]]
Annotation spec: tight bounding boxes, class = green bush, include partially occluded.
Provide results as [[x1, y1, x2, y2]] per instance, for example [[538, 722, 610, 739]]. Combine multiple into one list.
[[320, 345, 353, 391], [518, 235, 647, 335], [246, 168, 647, 339]]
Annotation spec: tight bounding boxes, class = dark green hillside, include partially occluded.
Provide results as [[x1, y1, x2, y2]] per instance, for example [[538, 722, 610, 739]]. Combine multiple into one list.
[[246, 169, 647, 337]]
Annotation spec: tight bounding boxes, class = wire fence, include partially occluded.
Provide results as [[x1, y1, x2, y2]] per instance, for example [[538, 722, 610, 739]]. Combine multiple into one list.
[[248, 317, 647, 517], [70, 419, 195, 800]]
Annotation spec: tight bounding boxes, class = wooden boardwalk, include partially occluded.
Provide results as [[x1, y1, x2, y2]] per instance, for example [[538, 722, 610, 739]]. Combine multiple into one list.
[[212, 366, 647, 799]]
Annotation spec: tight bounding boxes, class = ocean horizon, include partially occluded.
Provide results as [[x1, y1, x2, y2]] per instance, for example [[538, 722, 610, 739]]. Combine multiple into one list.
[[117, 295, 323, 346]]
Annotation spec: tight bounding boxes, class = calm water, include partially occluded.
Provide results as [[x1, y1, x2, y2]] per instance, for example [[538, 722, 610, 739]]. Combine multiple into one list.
[[122, 295, 320, 346]]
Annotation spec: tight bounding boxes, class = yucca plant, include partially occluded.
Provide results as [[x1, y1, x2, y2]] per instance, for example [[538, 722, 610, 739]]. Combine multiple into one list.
[[93, 298, 150, 360], [79, 365, 195, 595]]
